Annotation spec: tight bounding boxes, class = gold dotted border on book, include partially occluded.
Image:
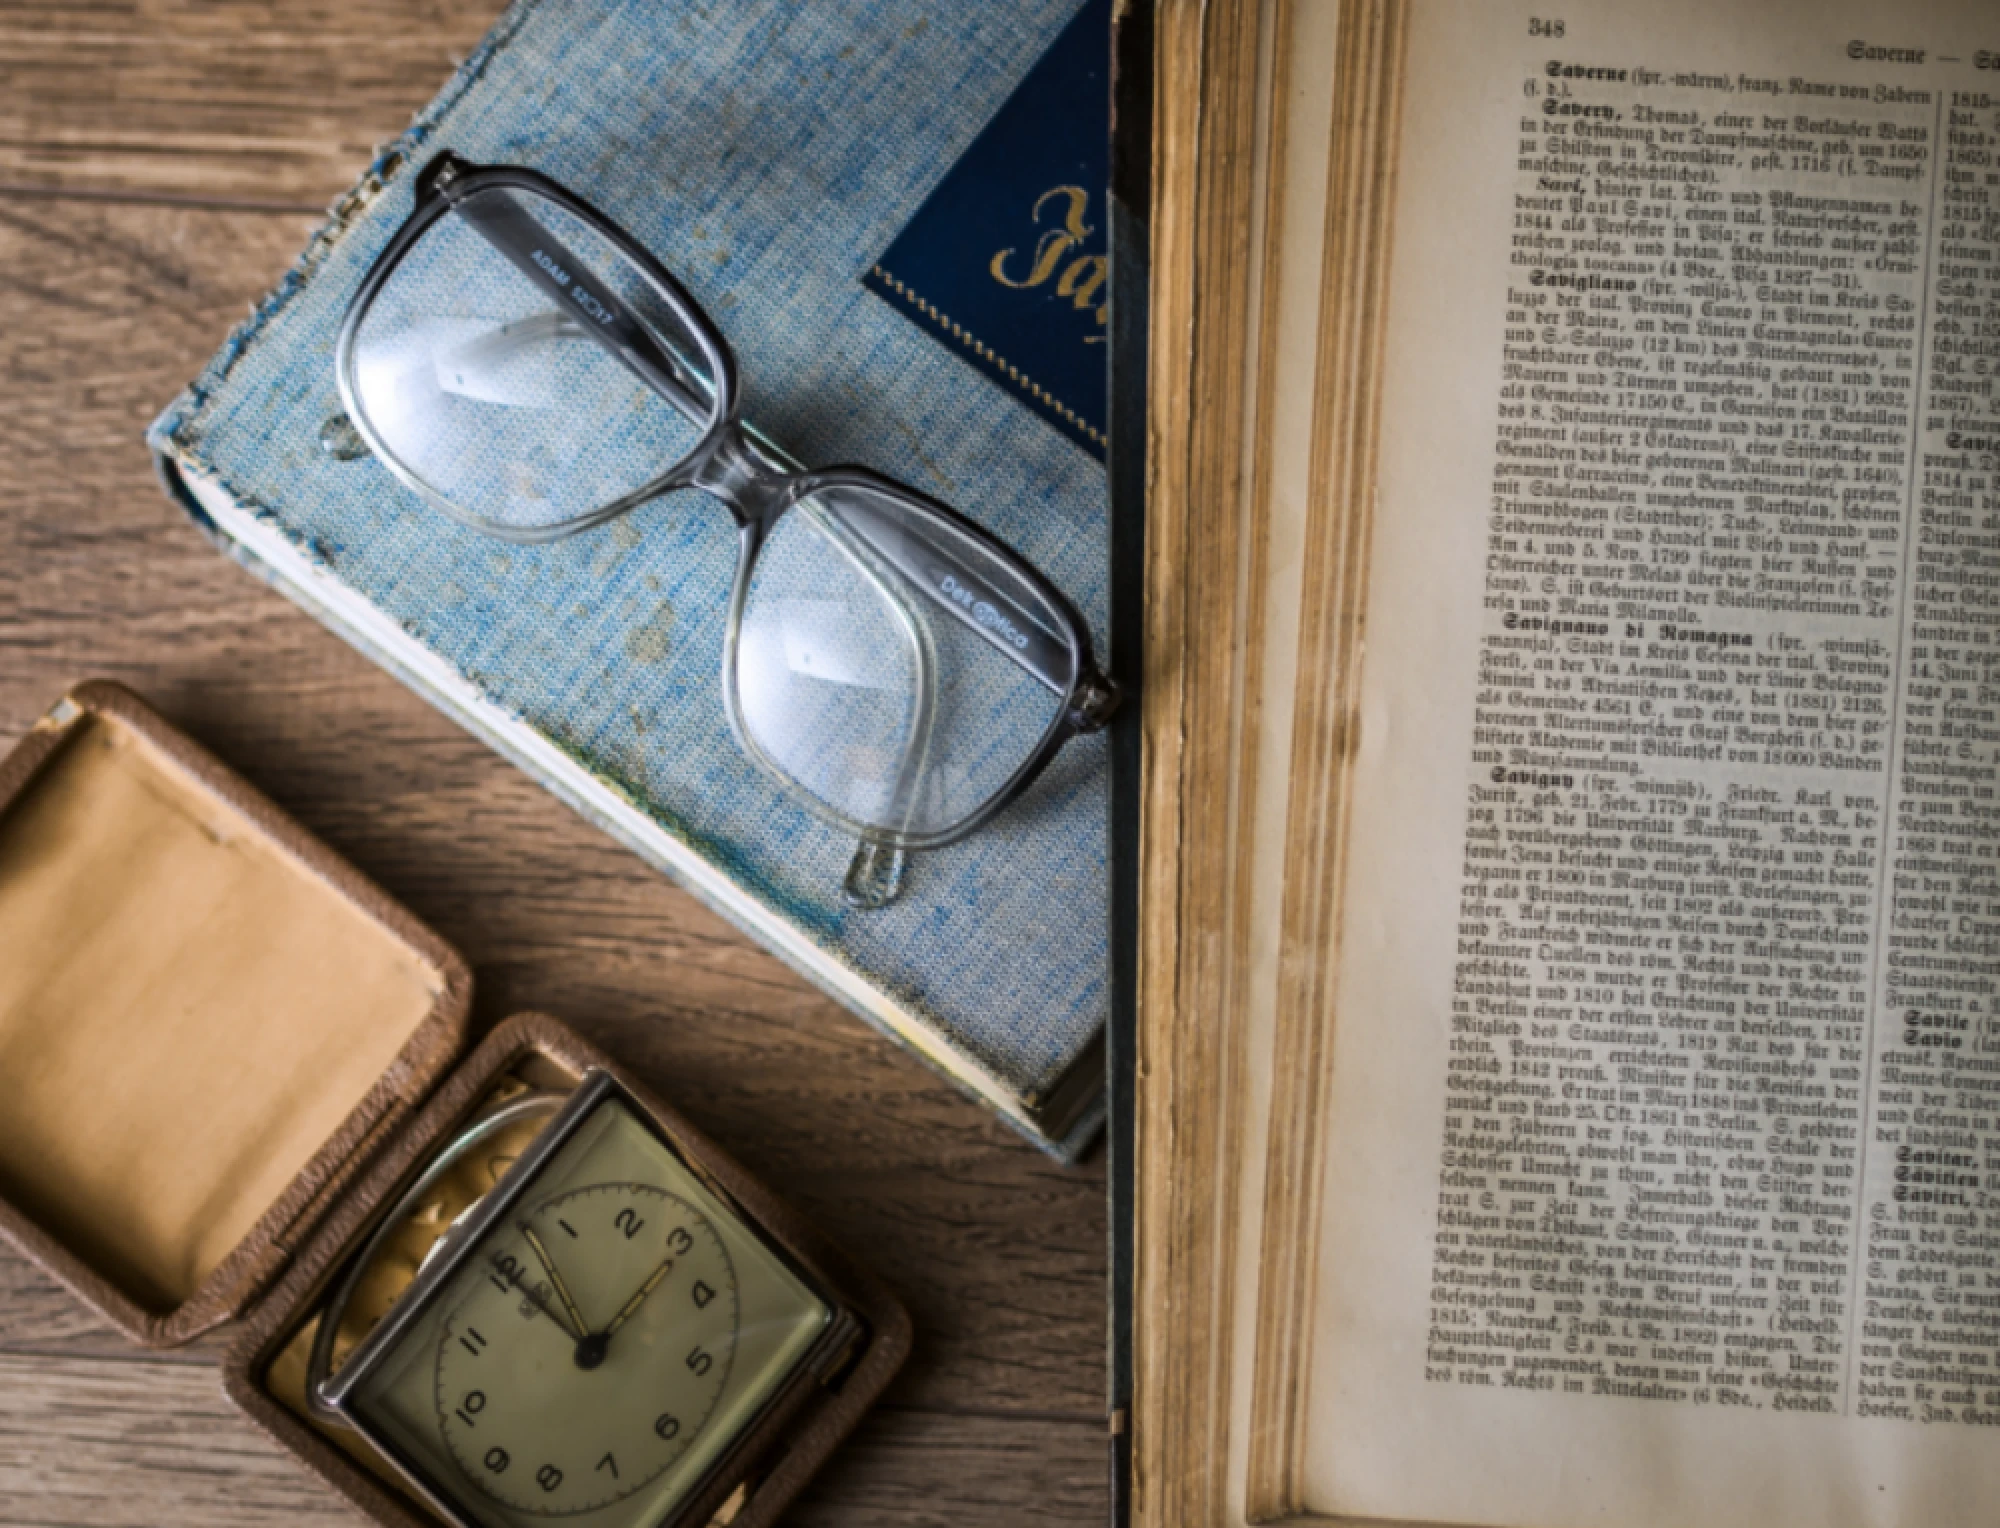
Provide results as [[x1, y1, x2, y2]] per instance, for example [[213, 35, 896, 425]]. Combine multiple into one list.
[[871, 265, 1108, 450]]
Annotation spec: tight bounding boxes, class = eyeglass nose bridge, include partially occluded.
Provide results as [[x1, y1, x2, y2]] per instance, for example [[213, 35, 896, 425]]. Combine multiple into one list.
[[680, 419, 799, 529]]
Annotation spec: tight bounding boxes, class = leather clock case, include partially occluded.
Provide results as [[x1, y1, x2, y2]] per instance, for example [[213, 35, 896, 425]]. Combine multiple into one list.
[[0, 682, 910, 1527], [0, 680, 472, 1346], [224, 1013, 914, 1528]]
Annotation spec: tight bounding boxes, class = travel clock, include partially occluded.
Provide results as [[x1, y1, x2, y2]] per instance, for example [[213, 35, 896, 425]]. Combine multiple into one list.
[[310, 1071, 864, 1528]]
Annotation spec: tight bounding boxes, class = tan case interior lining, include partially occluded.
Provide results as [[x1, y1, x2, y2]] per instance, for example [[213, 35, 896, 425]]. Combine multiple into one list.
[[0, 683, 470, 1339]]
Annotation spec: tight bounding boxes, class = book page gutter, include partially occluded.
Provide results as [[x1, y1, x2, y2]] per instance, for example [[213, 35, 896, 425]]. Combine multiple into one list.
[[1306, 1, 2000, 1524]]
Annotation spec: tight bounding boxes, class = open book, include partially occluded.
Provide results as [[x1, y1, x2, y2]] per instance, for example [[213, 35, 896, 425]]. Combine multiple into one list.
[[1127, 0, 2000, 1523]]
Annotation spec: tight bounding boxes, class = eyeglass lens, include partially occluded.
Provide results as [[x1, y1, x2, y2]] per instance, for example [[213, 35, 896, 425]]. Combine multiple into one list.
[[346, 188, 720, 537], [733, 481, 1079, 840]]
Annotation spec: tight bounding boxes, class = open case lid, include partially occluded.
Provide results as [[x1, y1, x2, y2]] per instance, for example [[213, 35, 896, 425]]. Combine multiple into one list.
[[0, 680, 473, 1346]]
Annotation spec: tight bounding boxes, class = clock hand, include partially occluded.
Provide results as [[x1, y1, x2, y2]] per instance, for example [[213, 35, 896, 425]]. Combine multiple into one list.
[[492, 1263, 582, 1339], [601, 1252, 679, 1344], [517, 1224, 592, 1348]]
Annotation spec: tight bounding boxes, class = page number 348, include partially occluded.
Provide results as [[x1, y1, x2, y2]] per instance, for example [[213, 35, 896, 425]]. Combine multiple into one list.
[[1529, 17, 1566, 36]]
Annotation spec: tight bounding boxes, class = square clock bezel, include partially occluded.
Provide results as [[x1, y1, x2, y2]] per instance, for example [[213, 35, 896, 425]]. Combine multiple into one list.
[[316, 1069, 864, 1528]]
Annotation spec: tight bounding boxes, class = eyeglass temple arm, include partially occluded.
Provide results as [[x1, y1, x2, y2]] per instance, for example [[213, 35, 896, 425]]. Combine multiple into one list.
[[806, 494, 1083, 702], [442, 181, 1118, 729], [442, 185, 716, 425], [701, 426, 1113, 720]]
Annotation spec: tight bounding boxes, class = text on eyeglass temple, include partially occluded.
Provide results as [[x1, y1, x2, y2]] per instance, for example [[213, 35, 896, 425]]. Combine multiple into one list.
[[939, 573, 1032, 651], [531, 247, 615, 327]]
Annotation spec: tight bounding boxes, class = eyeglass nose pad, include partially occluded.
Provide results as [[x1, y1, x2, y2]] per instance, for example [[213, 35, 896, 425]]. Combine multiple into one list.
[[319, 412, 372, 462], [842, 840, 909, 910]]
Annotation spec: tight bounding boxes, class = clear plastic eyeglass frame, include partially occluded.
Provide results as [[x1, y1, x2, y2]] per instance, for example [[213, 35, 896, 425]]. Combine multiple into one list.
[[333, 151, 1121, 909]]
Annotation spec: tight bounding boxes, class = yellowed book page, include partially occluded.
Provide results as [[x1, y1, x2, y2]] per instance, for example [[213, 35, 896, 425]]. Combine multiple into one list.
[[1308, 0, 2000, 1524]]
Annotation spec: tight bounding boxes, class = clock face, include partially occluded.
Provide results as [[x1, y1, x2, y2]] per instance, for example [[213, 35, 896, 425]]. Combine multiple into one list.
[[432, 1184, 737, 1513], [338, 1086, 833, 1528]]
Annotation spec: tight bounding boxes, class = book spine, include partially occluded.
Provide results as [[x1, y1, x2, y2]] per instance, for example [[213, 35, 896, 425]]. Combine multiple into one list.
[[1106, 0, 1156, 1519]]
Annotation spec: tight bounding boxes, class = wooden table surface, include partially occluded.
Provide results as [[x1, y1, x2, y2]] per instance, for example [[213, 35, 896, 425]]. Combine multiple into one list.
[[0, 4, 1108, 1524]]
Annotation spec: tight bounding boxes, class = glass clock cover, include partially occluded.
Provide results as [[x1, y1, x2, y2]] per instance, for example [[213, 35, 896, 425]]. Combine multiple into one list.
[[335, 1082, 833, 1528]]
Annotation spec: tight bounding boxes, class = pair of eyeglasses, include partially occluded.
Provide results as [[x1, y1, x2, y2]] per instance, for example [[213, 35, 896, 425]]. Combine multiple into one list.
[[334, 151, 1119, 909]]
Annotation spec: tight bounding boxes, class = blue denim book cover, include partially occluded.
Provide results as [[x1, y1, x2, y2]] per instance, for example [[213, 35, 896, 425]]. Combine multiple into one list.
[[147, 0, 1109, 1158]]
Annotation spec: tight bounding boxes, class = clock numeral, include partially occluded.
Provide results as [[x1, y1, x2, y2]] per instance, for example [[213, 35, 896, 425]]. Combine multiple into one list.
[[597, 1452, 619, 1480], [692, 1279, 716, 1309], [455, 1389, 487, 1429], [537, 1464, 564, 1494], [614, 1207, 647, 1240], [459, 1327, 488, 1358], [686, 1345, 713, 1377], [490, 1253, 523, 1295], [667, 1226, 694, 1255], [484, 1447, 510, 1475], [655, 1412, 681, 1441]]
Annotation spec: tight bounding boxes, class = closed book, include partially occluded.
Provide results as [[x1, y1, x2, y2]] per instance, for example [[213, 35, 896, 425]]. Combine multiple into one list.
[[148, 0, 1113, 1158]]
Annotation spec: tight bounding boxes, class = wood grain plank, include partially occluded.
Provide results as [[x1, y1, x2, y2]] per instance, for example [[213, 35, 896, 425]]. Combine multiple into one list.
[[792, 1406, 1108, 1528], [0, 1262, 219, 1367], [0, 176, 1104, 1500], [0, 1353, 356, 1527], [0, 0, 501, 205], [0, 1356, 1107, 1528]]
